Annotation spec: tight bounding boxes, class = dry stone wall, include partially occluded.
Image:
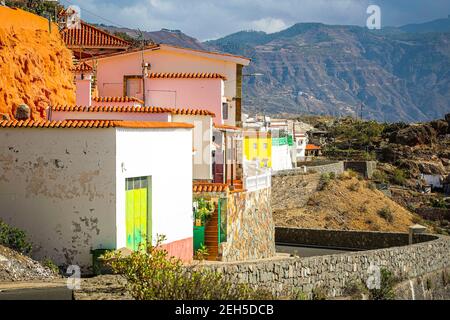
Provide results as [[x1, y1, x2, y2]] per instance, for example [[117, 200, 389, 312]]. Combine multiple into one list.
[[200, 228, 450, 298]]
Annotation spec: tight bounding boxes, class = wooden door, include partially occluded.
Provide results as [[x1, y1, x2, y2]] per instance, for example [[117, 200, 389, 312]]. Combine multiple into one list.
[[126, 177, 151, 251]]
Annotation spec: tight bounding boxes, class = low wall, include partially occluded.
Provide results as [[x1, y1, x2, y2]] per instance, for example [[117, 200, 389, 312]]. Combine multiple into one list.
[[344, 161, 377, 178], [276, 161, 344, 177], [199, 228, 450, 298], [415, 208, 450, 221], [275, 227, 437, 250], [220, 187, 276, 262]]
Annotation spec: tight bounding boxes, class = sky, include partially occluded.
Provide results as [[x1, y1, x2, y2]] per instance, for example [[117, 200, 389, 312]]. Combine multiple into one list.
[[61, 0, 450, 40]]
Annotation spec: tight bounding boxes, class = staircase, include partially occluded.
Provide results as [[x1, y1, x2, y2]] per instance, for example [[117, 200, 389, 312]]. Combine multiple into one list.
[[204, 208, 219, 261]]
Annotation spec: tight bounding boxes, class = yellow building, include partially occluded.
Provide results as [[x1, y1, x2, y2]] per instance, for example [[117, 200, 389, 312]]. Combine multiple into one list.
[[243, 131, 272, 168]]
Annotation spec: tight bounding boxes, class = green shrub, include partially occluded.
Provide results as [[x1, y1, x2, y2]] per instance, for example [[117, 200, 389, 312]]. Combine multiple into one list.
[[392, 169, 406, 186], [194, 244, 209, 261], [377, 207, 394, 223], [367, 182, 377, 190], [367, 269, 397, 300], [372, 170, 388, 183], [318, 173, 331, 190], [312, 287, 327, 300], [102, 235, 273, 300], [0, 220, 32, 254], [41, 258, 59, 274]]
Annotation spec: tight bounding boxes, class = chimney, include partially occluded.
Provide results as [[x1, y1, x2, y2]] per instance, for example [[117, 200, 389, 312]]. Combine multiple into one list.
[[74, 62, 93, 107]]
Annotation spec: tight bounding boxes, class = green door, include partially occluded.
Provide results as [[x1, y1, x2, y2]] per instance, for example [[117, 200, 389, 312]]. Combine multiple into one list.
[[126, 177, 151, 251]]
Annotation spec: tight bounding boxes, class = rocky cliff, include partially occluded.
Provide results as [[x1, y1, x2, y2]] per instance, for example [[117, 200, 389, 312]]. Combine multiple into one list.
[[0, 7, 75, 120]]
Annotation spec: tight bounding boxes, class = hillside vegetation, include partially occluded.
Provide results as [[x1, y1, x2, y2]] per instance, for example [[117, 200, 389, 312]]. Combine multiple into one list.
[[0, 7, 75, 119], [273, 172, 417, 232]]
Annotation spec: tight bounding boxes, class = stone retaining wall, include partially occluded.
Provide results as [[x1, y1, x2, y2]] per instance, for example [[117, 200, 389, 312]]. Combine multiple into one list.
[[275, 227, 437, 250], [344, 161, 377, 179], [274, 161, 344, 177], [415, 208, 450, 221], [199, 228, 450, 298], [220, 187, 276, 262]]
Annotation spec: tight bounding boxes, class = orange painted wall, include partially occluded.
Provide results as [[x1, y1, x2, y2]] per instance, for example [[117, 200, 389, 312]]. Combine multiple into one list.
[[0, 7, 75, 119]]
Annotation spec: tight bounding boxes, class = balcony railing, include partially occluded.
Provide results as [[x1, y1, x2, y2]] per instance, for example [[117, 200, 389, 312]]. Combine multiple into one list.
[[243, 160, 272, 192]]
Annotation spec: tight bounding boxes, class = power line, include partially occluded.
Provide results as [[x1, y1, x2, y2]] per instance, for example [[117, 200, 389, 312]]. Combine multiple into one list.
[[59, 0, 131, 29]]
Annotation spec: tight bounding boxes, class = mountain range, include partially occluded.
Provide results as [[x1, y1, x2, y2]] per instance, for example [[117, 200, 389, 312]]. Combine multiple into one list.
[[98, 16, 450, 122]]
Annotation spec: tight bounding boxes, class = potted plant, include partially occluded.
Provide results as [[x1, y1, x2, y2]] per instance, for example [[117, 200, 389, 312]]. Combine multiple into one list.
[[195, 198, 215, 226]]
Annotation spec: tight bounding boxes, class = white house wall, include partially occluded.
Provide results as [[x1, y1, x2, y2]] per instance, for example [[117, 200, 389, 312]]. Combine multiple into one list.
[[0, 129, 117, 270], [172, 114, 213, 181], [272, 145, 293, 171], [115, 128, 193, 251]]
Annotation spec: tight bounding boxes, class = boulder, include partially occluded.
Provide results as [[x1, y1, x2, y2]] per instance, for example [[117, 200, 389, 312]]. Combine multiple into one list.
[[14, 104, 31, 120], [389, 124, 437, 146]]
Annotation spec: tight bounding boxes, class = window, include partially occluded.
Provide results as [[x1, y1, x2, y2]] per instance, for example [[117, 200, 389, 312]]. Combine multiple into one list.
[[222, 102, 229, 120], [263, 143, 268, 150], [253, 143, 258, 150]]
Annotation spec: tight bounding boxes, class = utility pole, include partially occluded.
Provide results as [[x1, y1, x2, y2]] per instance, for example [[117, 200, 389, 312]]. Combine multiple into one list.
[[360, 102, 364, 121]]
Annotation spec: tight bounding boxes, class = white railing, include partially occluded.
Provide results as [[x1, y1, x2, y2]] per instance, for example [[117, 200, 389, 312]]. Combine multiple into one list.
[[243, 160, 272, 192]]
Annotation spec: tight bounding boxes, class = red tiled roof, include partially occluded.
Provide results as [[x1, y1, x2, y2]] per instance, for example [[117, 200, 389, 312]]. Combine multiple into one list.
[[148, 72, 227, 80], [92, 96, 144, 104], [193, 183, 229, 193], [61, 21, 131, 48], [169, 108, 215, 116], [72, 62, 93, 72], [306, 144, 321, 150], [51, 106, 215, 117], [214, 124, 242, 131], [0, 120, 194, 129]]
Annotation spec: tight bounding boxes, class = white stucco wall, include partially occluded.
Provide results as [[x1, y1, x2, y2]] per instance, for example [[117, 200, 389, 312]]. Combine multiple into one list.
[[0, 128, 117, 269], [172, 114, 213, 181], [272, 145, 293, 172], [115, 128, 193, 248]]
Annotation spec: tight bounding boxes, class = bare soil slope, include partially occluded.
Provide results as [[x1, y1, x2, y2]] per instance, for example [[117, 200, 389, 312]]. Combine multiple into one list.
[[0, 7, 75, 119], [273, 174, 416, 232]]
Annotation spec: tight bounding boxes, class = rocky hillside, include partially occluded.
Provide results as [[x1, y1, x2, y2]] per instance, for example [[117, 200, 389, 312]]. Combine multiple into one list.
[[273, 173, 417, 232], [96, 24, 206, 50], [206, 20, 450, 122], [0, 7, 75, 120]]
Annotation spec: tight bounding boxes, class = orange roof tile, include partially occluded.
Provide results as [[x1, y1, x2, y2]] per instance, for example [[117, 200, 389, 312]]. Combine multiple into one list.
[[0, 120, 194, 129], [193, 183, 229, 193], [61, 21, 131, 48], [214, 124, 242, 131], [72, 62, 93, 72], [92, 96, 144, 104], [148, 72, 227, 80], [306, 144, 321, 150], [169, 108, 215, 116], [51, 105, 215, 117]]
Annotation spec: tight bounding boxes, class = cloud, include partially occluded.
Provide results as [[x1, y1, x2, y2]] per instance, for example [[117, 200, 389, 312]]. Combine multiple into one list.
[[65, 0, 450, 40], [250, 17, 288, 33]]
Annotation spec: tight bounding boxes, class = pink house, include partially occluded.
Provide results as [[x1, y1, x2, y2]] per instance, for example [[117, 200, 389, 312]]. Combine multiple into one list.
[[82, 44, 250, 126]]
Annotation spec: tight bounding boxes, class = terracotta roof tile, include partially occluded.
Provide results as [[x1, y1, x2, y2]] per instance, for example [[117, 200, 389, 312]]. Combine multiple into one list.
[[193, 183, 229, 193], [51, 106, 215, 117], [61, 21, 131, 48], [0, 120, 194, 129], [214, 124, 242, 131], [72, 61, 93, 72], [306, 144, 321, 150], [148, 72, 227, 80], [92, 96, 144, 104]]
